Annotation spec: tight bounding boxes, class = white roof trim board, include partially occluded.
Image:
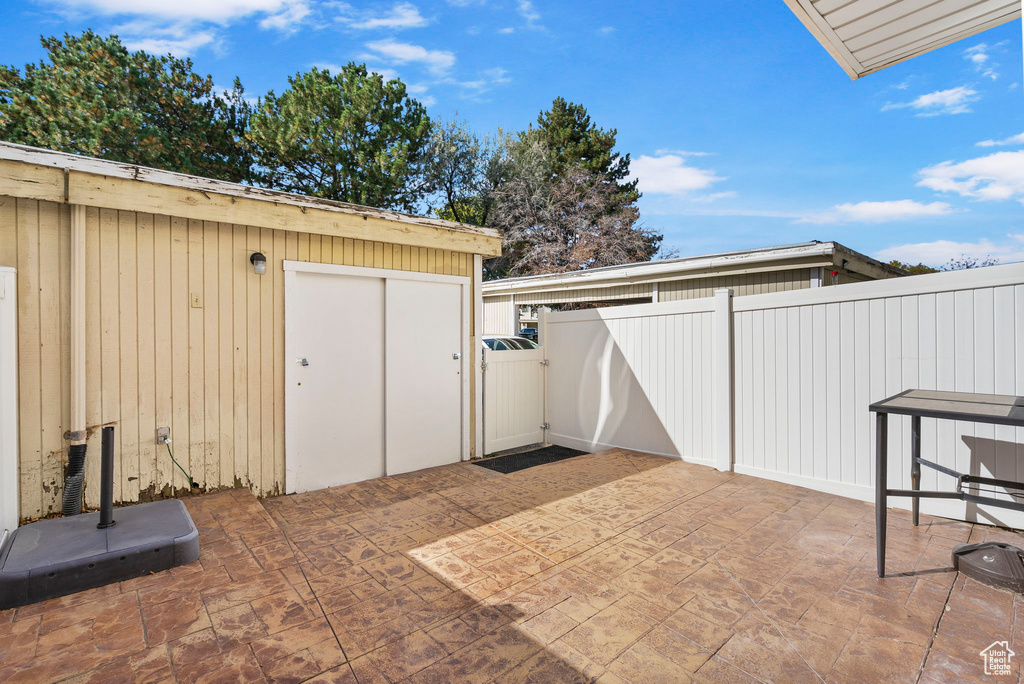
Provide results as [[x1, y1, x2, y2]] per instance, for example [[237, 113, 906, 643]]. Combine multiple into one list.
[[482, 241, 901, 294], [783, 0, 1022, 79]]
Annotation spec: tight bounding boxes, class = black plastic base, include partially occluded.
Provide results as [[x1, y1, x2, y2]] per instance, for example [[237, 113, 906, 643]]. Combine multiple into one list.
[[0, 499, 199, 610], [952, 542, 1024, 593]]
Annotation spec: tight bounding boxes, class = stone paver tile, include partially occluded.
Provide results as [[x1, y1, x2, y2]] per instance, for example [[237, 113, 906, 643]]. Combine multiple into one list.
[[249, 541, 297, 572], [520, 607, 579, 644], [410, 623, 545, 684], [303, 664, 360, 684], [250, 618, 338, 667], [360, 552, 427, 590], [177, 644, 267, 684], [141, 592, 212, 646], [608, 639, 700, 684], [169, 627, 222, 672], [425, 616, 481, 654], [365, 629, 447, 680], [209, 604, 269, 650], [558, 602, 658, 666], [64, 644, 173, 684], [200, 571, 292, 613], [661, 608, 733, 652], [332, 536, 384, 565], [0, 614, 41, 662], [636, 546, 705, 584], [829, 632, 926, 684], [716, 631, 822, 684], [493, 649, 593, 684], [259, 648, 323, 684], [249, 587, 318, 634]]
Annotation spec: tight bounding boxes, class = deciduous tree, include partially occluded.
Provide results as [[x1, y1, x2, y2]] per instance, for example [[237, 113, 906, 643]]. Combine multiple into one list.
[[486, 160, 662, 279], [424, 119, 516, 226]]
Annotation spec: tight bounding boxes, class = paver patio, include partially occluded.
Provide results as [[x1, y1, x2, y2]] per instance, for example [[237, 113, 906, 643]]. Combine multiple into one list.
[[1, 448, 1022, 683]]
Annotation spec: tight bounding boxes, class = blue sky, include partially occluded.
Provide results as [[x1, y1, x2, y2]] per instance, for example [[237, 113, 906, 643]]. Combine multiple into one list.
[[2, 1, 1022, 266]]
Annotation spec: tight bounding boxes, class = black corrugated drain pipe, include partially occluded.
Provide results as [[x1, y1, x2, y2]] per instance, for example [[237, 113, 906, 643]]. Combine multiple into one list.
[[61, 443, 87, 516]]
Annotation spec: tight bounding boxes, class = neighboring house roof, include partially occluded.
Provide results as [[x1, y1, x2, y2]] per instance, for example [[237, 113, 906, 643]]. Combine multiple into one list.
[[483, 241, 903, 296], [783, 0, 1021, 79], [0, 141, 502, 256]]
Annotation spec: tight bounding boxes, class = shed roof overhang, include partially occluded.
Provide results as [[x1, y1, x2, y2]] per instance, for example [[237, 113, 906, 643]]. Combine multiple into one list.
[[0, 142, 502, 257], [783, 0, 1021, 79]]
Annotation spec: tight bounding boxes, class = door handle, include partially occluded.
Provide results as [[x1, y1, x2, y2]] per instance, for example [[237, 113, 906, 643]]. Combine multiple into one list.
[[452, 352, 461, 360], [297, 357, 309, 366]]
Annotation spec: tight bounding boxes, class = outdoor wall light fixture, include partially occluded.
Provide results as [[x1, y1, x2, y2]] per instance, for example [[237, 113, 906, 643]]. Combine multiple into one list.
[[250, 252, 267, 275]]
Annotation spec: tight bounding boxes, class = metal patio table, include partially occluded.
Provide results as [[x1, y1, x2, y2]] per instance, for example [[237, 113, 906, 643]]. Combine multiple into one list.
[[870, 389, 1024, 577]]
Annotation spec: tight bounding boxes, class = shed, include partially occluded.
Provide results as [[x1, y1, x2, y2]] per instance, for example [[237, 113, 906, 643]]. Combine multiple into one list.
[[0, 142, 502, 523], [482, 241, 902, 335]]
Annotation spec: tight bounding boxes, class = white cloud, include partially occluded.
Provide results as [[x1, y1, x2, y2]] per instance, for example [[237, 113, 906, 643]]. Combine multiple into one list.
[[690, 191, 737, 203], [597, 26, 615, 36], [259, 1, 310, 31], [438, 67, 511, 98], [964, 42, 1000, 80], [517, 0, 542, 29], [881, 86, 979, 116], [418, 95, 437, 107], [498, 27, 515, 34], [44, 0, 307, 24], [654, 148, 712, 157], [629, 154, 725, 195], [481, 67, 510, 83], [876, 235, 1024, 267], [917, 151, 1024, 204], [124, 30, 217, 55], [799, 200, 955, 224], [363, 39, 456, 76], [977, 132, 1024, 147], [336, 2, 428, 30], [43, 0, 310, 56]]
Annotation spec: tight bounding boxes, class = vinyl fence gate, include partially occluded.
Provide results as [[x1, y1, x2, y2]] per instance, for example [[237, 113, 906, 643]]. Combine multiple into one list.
[[482, 345, 546, 454]]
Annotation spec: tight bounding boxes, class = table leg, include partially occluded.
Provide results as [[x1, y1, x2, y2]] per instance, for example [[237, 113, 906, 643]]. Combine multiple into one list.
[[876, 412, 888, 578], [911, 415, 921, 526]]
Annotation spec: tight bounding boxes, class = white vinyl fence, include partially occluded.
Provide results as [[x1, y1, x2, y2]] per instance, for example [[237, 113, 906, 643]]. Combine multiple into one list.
[[543, 298, 725, 468], [483, 346, 545, 453], [0, 268, 18, 542], [539, 263, 1024, 526]]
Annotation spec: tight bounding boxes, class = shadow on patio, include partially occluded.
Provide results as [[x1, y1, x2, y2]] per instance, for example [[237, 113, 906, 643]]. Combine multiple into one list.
[[1, 448, 1022, 683]]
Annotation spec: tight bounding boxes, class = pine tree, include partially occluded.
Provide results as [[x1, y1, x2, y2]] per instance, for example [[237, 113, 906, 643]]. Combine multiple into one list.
[[249, 65, 431, 211], [0, 31, 252, 182], [527, 97, 640, 213]]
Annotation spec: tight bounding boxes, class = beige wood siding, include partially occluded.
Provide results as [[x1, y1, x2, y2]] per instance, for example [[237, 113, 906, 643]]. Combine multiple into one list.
[[1, 196, 474, 521], [513, 282, 653, 305], [483, 296, 513, 335], [659, 269, 812, 302]]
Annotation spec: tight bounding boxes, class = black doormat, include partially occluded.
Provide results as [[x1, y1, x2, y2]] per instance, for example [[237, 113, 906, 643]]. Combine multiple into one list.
[[474, 445, 588, 474]]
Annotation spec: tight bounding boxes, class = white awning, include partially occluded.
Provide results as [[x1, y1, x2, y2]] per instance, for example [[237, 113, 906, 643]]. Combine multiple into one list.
[[783, 0, 1022, 79]]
